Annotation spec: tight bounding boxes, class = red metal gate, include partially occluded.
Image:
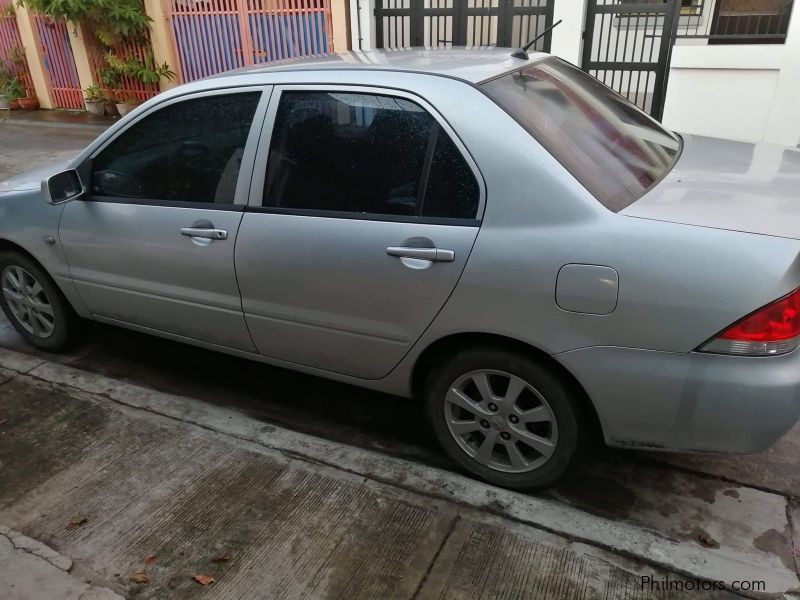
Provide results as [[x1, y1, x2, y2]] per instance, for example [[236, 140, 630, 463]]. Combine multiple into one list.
[[32, 15, 83, 109], [0, 0, 35, 98], [169, 0, 333, 83]]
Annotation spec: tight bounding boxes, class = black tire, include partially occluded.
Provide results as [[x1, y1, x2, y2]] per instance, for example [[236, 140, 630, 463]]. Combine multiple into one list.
[[425, 347, 582, 490], [0, 251, 76, 352]]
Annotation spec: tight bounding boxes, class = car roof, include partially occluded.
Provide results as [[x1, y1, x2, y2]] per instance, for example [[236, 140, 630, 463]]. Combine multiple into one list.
[[212, 47, 552, 85]]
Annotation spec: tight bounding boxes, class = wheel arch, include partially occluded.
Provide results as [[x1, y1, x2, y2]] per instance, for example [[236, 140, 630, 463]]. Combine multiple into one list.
[[0, 238, 80, 314], [410, 332, 605, 443], [0, 238, 54, 275]]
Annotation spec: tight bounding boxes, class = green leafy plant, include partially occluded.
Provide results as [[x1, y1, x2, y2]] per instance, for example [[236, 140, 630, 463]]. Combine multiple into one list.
[[16, 0, 152, 47], [0, 45, 28, 106], [2, 77, 25, 101], [103, 51, 175, 96], [83, 84, 105, 101], [119, 93, 140, 106], [0, 46, 28, 91], [16, 0, 175, 101], [1, 3, 16, 17], [7, 46, 25, 68], [110, 51, 174, 84], [98, 64, 120, 91], [0, 61, 12, 88]]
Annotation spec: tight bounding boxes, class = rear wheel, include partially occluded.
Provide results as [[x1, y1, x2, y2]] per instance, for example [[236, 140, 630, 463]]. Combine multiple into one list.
[[425, 348, 581, 490], [0, 252, 76, 352]]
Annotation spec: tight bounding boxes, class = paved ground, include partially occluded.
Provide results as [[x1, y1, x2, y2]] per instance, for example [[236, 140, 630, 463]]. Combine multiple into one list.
[[0, 350, 755, 599], [0, 120, 100, 179], [1, 117, 800, 598], [0, 525, 122, 600], [2, 109, 115, 130]]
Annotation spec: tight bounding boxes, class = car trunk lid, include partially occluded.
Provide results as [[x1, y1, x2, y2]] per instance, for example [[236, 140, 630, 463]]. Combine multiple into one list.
[[622, 134, 800, 240]]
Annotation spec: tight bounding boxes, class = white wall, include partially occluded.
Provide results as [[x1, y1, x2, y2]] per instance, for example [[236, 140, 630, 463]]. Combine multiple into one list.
[[763, 4, 800, 146], [350, 0, 376, 51], [662, 3, 800, 145], [550, 0, 586, 66], [663, 66, 779, 142]]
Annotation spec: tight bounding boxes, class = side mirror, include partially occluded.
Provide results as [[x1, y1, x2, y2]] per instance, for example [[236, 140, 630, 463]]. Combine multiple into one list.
[[42, 169, 84, 205]]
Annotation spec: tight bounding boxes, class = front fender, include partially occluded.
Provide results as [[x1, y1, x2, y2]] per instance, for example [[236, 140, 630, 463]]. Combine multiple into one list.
[[0, 190, 89, 318]]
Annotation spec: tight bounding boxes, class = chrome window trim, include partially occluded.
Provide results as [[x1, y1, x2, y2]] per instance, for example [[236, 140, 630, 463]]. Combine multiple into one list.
[[247, 83, 487, 223]]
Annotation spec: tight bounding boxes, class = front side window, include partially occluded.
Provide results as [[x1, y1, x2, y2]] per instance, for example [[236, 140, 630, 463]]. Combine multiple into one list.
[[92, 92, 261, 204], [263, 91, 479, 220], [481, 58, 681, 212]]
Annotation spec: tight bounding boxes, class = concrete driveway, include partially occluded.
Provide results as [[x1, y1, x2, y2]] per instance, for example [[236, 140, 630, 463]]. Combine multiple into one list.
[[0, 120, 100, 178], [1, 119, 799, 598]]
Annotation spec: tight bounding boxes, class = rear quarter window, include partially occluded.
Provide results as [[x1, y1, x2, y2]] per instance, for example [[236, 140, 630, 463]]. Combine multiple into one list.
[[481, 58, 681, 212]]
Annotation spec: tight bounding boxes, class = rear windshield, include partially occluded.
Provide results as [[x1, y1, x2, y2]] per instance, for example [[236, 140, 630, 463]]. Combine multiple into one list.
[[481, 58, 681, 212]]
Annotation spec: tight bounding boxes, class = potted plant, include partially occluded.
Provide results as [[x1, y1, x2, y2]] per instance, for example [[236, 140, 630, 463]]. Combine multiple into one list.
[[103, 51, 175, 114], [18, 93, 39, 110], [103, 96, 118, 116], [125, 53, 176, 87], [83, 84, 105, 115], [2, 77, 25, 110], [0, 46, 29, 110], [115, 94, 140, 117], [98, 65, 122, 116]]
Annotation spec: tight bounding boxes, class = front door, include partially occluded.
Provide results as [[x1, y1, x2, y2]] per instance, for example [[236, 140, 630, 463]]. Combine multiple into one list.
[[236, 86, 484, 379], [60, 88, 269, 351]]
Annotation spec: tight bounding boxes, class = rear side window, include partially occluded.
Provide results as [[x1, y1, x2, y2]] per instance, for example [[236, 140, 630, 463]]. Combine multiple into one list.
[[481, 59, 681, 212], [263, 91, 479, 220], [92, 92, 260, 204]]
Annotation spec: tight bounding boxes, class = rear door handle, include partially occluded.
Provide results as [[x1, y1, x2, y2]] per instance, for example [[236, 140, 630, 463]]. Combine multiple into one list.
[[180, 227, 228, 240], [386, 246, 455, 262]]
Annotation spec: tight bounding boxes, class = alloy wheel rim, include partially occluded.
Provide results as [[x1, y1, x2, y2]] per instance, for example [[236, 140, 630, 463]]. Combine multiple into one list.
[[1, 266, 55, 339], [444, 369, 558, 473]]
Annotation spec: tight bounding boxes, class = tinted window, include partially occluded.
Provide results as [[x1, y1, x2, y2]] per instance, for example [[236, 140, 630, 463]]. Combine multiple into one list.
[[92, 92, 260, 204], [481, 59, 681, 212], [264, 91, 479, 220], [422, 129, 480, 219]]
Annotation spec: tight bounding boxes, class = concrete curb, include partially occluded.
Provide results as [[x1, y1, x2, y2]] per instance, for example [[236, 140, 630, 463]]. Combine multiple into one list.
[[0, 347, 796, 596], [0, 525, 73, 572]]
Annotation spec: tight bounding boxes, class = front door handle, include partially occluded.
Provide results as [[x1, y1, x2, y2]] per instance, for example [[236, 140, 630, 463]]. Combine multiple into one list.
[[386, 246, 455, 262], [180, 227, 228, 240]]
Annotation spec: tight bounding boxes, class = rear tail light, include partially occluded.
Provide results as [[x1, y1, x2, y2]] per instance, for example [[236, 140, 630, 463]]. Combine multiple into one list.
[[699, 287, 800, 356]]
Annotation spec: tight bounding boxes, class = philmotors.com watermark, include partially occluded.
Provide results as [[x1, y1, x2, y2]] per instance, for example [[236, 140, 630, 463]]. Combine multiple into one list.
[[640, 574, 766, 593]]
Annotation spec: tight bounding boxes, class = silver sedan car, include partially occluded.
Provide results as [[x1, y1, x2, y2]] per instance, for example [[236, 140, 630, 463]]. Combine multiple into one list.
[[2, 48, 799, 489]]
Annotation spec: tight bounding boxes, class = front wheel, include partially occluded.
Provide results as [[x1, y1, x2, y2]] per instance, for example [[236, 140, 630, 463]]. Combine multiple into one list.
[[0, 252, 76, 352], [425, 348, 581, 490]]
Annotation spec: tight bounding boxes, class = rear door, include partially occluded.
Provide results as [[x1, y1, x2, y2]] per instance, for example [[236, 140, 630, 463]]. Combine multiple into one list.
[[235, 86, 484, 379]]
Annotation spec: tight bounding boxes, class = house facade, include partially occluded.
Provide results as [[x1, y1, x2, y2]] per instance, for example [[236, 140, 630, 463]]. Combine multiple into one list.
[[0, 0, 350, 111], [2, 0, 798, 146], [352, 0, 800, 146]]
